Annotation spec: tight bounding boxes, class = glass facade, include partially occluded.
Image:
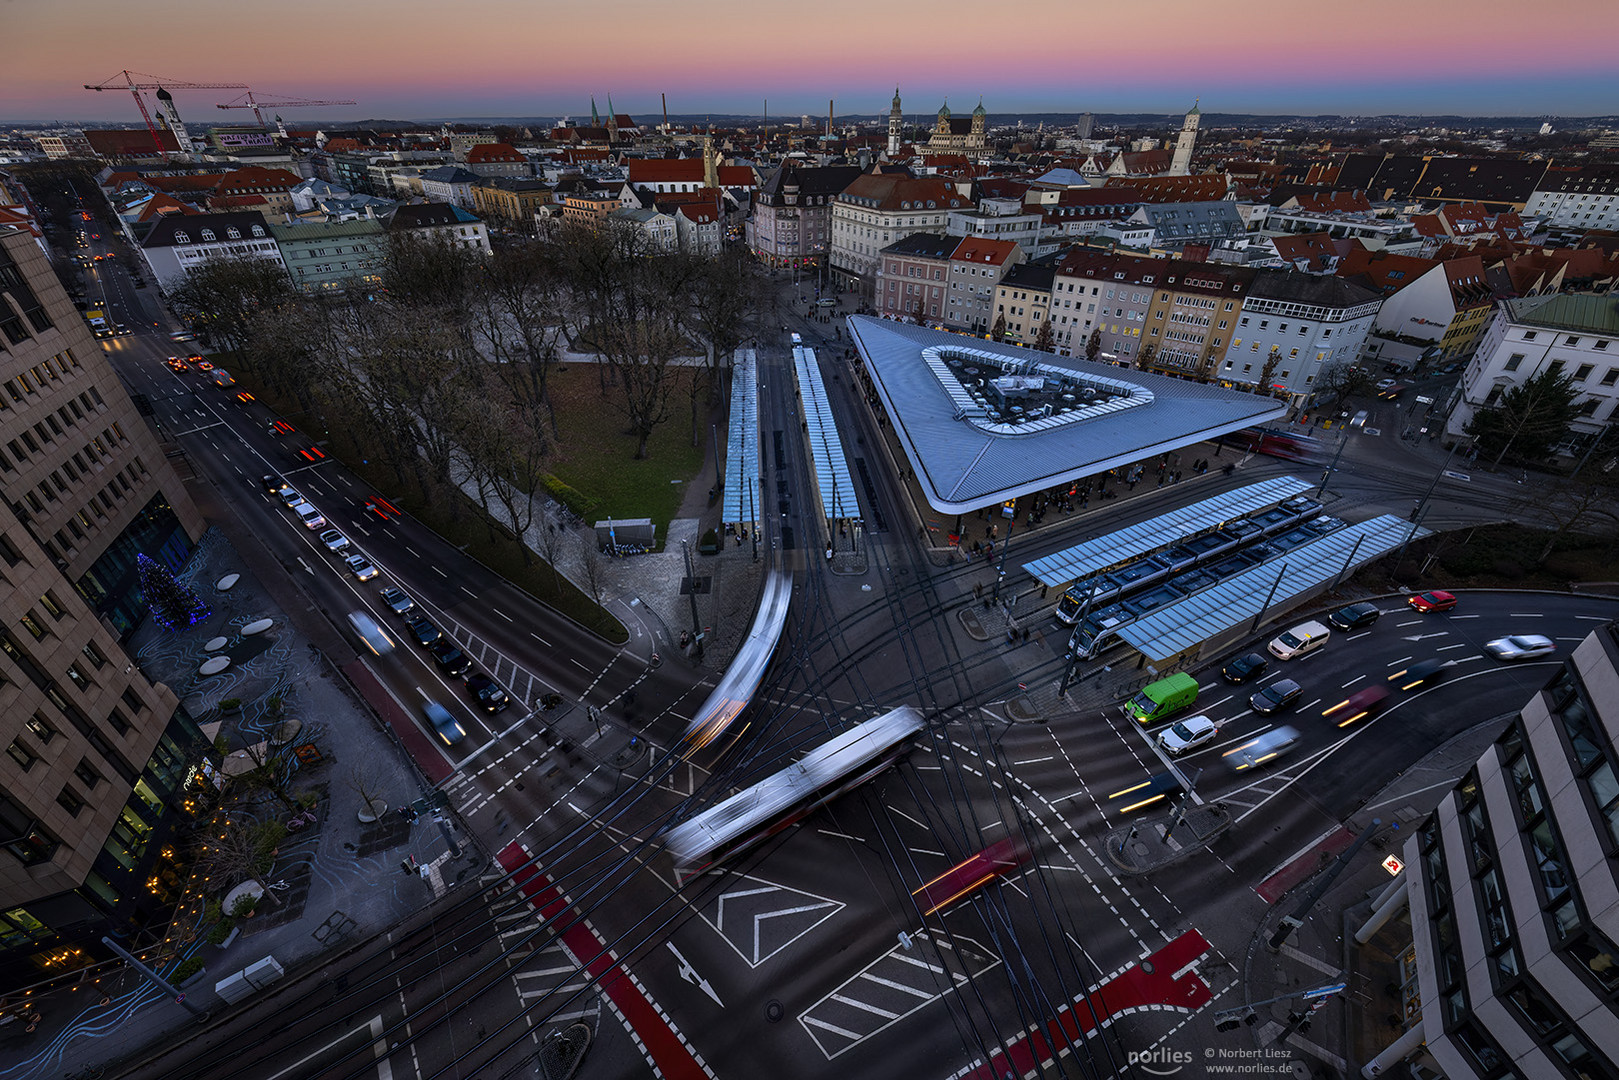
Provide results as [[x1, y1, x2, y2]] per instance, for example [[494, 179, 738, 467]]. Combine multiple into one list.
[[75, 493, 192, 638]]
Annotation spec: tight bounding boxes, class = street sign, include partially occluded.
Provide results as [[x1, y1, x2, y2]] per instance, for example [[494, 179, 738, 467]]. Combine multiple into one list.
[[1382, 854, 1405, 875], [1302, 981, 1347, 1000]]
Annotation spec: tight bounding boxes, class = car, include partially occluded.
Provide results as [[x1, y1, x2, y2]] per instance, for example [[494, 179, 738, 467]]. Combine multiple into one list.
[[465, 672, 510, 713], [1375, 377, 1397, 390], [365, 496, 402, 521], [1157, 715, 1218, 756], [1326, 602, 1381, 631], [378, 587, 415, 615], [422, 701, 465, 747], [1407, 590, 1457, 613], [1224, 726, 1301, 772], [195, 360, 214, 372], [426, 638, 472, 678], [261, 474, 284, 494], [297, 445, 327, 462], [168, 330, 196, 343], [1378, 383, 1408, 400], [270, 419, 296, 435], [1221, 652, 1269, 685], [1388, 658, 1450, 690], [276, 485, 303, 508], [1485, 634, 1556, 662], [1268, 620, 1330, 661], [1323, 684, 1390, 727], [291, 501, 326, 529], [165, 355, 189, 371], [343, 552, 378, 581], [404, 615, 440, 646], [347, 611, 396, 656], [318, 529, 350, 553], [1250, 678, 1304, 715], [235, 391, 256, 404]]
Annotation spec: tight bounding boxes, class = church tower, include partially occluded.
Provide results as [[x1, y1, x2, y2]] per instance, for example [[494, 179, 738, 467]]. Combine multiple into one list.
[[1170, 100, 1200, 176], [607, 95, 619, 143], [887, 87, 903, 157]]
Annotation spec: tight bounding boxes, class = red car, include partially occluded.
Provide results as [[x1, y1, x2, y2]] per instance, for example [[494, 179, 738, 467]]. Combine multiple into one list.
[[297, 445, 326, 462], [1407, 590, 1457, 613], [269, 419, 297, 435], [235, 391, 256, 404], [365, 496, 402, 521]]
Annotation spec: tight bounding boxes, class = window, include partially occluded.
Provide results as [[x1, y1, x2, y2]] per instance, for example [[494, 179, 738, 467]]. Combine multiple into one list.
[[66, 663, 93, 692], [121, 687, 146, 714], [7, 739, 38, 770], [1523, 331, 1537, 341], [1565, 336, 1581, 346], [73, 759, 102, 789], [56, 789, 84, 817], [1505, 353, 1524, 372], [1574, 364, 1594, 381], [20, 612, 46, 641], [1602, 369, 1619, 387]]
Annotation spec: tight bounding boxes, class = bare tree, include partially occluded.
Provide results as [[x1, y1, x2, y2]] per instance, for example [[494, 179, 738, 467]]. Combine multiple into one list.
[[346, 762, 390, 821], [575, 532, 608, 604], [1256, 346, 1283, 397], [535, 503, 571, 596], [167, 254, 298, 358], [1313, 357, 1373, 411]]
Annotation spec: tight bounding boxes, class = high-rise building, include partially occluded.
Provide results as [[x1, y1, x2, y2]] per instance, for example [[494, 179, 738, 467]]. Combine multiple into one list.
[[1076, 112, 1095, 141], [1364, 624, 1619, 1079], [0, 224, 210, 989]]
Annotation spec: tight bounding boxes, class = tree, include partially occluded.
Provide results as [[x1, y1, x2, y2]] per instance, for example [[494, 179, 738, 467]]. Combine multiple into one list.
[[1465, 367, 1581, 467], [1033, 317, 1053, 352], [1084, 328, 1102, 363], [991, 311, 1006, 341], [193, 815, 285, 894], [346, 763, 390, 821], [576, 533, 608, 604], [166, 255, 297, 359], [1134, 342, 1157, 371], [1313, 358, 1373, 410], [137, 554, 210, 632], [1256, 346, 1283, 397]]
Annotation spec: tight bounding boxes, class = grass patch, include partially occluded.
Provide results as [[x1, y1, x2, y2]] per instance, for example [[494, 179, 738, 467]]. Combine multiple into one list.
[[225, 360, 628, 643], [543, 363, 710, 538], [1372, 522, 1618, 590]]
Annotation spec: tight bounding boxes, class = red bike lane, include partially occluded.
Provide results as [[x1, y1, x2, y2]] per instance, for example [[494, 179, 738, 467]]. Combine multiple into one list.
[[497, 842, 714, 1080]]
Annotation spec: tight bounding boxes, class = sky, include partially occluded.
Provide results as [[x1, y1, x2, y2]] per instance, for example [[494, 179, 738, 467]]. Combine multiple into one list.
[[5, 0, 1618, 124]]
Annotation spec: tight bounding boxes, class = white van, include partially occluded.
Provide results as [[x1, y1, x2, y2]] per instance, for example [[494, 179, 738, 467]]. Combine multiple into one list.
[[1268, 620, 1331, 660], [292, 501, 326, 529]]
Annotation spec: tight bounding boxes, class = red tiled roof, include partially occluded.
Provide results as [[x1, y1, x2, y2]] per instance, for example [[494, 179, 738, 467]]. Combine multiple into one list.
[[676, 204, 717, 223], [838, 173, 965, 212], [950, 237, 1018, 265], [717, 165, 755, 187], [628, 158, 706, 184], [465, 143, 523, 163]]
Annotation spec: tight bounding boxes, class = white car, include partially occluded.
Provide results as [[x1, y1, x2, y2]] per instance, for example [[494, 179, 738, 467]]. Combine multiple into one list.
[[343, 553, 378, 581], [1484, 634, 1555, 662], [291, 501, 326, 529], [318, 529, 350, 553], [1158, 715, 1218, 756]]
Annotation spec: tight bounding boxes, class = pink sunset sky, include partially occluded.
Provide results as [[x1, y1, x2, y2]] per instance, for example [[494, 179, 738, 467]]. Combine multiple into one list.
[[5, 0, 1616, 122]]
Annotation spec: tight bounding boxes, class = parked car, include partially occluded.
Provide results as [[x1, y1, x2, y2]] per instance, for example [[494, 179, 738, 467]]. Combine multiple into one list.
[[1250, 678, 1303, 715], [318, 529, 350, 553], [1221, 652, 1269, 685], [465, 673, 510, 713], [1407, 590, 1457, 613], [1326, 602, 1381, 631], [427, 638, 472, 678], [404, 615, 440, 646], [378, 587, 415, 615], [1485, 635, 1555, 662], [422, 701, 464, 747], [1157, 715, 1217, 756], [343, 552, 378, 581], [1323, 685, 1390, 727]]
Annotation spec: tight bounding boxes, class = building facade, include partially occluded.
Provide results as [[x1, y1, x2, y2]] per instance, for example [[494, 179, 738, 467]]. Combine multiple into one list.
[[267, 219, 385, 292], [137, 211, 285, 294], [1449, 294, 1619, 456], [747, 163, 863, 269], [993, 262, 1056, 346], [1047, 248, 1162, 361], [470, 178, 552, 229], [559, 190, 623, 228], [1370, 624, 1619, 1080], [1523, 164, 1619, 233], [927, 101, 987, 155], [1141, 261, 1254, 378], [1168, 102, 1200, 176], [1224, 271, 1383, 402], [947, 237, 1022, 334], [830, 173, 969, 298], [875, 233, 957, 322], [0, 225, 212, 989]]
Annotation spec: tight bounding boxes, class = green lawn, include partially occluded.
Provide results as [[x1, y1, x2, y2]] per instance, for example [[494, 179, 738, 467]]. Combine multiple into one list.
[[544, 363, 711, 538]]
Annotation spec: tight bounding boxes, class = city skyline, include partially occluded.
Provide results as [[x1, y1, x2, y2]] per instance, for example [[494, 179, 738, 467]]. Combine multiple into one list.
[[5, 0, 1619, 123]]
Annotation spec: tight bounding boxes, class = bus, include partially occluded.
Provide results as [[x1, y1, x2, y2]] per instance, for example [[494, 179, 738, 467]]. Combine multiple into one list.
[[664, 706, 926, 875], [912, 835, 1031, 917]]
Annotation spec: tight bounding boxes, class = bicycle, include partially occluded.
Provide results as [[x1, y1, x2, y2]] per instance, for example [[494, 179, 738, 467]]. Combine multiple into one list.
[[265, 879, 290, 892]]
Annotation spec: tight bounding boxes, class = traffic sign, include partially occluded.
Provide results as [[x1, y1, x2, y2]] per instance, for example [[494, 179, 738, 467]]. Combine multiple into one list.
[[1302, 981, 1347, 1000], [1382, 854, 1405, 875]]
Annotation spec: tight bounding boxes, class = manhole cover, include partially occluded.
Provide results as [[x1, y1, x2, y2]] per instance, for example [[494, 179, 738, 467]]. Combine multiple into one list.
[[765, 999, 784, 1023]]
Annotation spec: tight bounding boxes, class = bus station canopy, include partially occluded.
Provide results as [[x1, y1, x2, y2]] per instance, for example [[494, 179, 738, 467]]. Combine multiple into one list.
[[1021, 476, 1314, 588], [722, 349, 760, 527]]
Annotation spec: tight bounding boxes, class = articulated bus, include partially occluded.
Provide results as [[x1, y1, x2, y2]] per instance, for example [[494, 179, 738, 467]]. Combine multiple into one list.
[[1216, 427, 1324, 464], [665, 705, 926, 876]]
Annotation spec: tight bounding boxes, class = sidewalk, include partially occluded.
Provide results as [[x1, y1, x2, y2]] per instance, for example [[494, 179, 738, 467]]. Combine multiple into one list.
[[21, 529, 469, 1080]]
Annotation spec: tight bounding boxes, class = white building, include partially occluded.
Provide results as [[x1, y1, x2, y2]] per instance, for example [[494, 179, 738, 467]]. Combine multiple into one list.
[[418, 166, 481, 210], [1523, 164, 1619, 233], [607, 207, 677, 252], [830, 172, 970, 298], [1449, 294, 1619, 456], [138, 211, 286, 293], [1224, 272, 1383, 402]]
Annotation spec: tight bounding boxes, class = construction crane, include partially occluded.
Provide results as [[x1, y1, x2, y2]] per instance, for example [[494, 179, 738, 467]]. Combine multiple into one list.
[[84, 70, 250, 156], [217, 91, 359, 128]]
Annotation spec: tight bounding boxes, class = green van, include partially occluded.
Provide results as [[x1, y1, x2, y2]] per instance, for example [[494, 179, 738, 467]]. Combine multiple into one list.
[[1124, 672, 1199, 725]]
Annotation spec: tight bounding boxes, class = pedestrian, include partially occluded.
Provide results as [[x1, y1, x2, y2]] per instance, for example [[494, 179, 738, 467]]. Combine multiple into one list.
[[974, 582, 983, 599]]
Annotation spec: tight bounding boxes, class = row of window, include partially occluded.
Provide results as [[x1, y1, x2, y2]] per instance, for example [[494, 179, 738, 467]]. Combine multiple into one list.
[[1503, 352, 1619, 386], [0, 349, 81, 407], [1519, 331, 1611, 349], [0, 386, 108, 470]]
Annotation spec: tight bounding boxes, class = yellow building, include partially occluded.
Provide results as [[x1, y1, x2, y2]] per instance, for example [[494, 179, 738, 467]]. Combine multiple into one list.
[[1141, 261, 1254, 379]]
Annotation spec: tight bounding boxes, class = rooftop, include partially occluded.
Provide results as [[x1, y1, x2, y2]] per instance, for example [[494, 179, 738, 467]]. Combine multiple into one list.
[[846, 317, 1287, 513]]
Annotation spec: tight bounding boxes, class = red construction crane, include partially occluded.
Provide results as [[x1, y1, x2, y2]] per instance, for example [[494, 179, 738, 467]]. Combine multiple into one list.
[[85, 70, 249, 156], [217, 91, 358, 127]]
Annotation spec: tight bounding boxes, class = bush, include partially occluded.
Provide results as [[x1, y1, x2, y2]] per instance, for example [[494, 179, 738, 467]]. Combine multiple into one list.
[[205, 919, 236, 946], [219, 698, 242, 712], [540, 474, 599, 520], [173, 957, 205, 982], [228, 894, 259, 918]]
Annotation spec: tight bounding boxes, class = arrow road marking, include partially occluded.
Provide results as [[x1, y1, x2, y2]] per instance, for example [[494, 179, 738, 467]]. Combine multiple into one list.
[[667, 942, 723, 1008], [1401, 632, 1448, 642]]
